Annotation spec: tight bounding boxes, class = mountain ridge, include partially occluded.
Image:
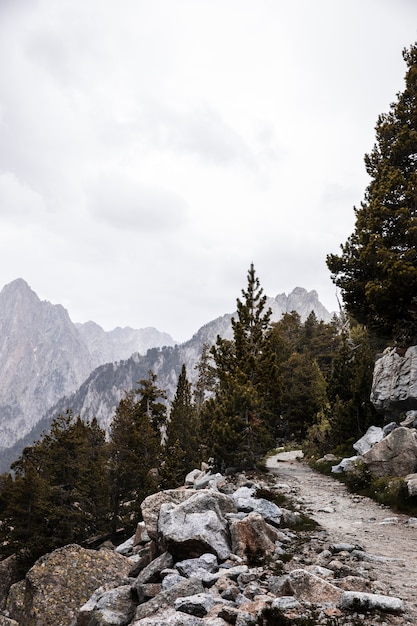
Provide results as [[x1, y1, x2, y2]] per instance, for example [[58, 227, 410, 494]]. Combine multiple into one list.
[[0, 278, 334, 471]]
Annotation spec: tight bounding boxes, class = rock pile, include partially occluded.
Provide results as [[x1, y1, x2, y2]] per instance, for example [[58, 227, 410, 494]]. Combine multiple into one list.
[[0, 466, 406, 626]]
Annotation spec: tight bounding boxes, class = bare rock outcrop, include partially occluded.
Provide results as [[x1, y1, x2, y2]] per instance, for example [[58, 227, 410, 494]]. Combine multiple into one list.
[[6, 544, 132, 626], [362, 426, 417, 477], [370, 346, 417, 416]]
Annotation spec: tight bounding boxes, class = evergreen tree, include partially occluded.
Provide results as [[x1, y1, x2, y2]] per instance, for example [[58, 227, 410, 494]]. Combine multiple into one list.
[[305, 324, 380, 456], [109, 372, 165, 536], [135, 370, 168, 433], [161, 364, 199, 488], [194, 342, 216, 410], [327, 43, 417, 345], [206, 264, 277, 470], [328, 325, 380, 446], [0, 411, 110, 571], [279, 353, 328, 441]]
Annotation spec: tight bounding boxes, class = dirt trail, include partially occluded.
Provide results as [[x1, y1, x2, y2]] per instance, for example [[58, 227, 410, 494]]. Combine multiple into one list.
[[267, 452, 417, 620]]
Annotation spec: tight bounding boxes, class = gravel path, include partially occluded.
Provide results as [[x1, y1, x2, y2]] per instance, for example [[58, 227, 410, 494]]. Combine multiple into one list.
[[266, 451, 417, 622]]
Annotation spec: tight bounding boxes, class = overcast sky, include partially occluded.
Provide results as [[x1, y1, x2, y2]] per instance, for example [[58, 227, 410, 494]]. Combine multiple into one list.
[[0, 0, 416, 342]]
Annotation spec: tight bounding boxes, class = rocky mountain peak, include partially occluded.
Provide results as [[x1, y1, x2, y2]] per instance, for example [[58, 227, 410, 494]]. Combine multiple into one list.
[[0, 279, 333, 464], [272, 287, 334, 322]]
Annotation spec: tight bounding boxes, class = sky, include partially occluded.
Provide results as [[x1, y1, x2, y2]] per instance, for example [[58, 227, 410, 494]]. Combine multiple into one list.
[[0, 0, 416, 342]]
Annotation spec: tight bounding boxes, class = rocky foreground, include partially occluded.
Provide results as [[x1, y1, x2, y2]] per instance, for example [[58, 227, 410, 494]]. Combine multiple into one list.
[[0, 460, 412, 626]]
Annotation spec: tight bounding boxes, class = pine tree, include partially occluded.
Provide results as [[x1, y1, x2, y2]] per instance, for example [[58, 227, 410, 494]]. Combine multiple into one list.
[[109, 372, 165, 536], [161, 364, 199, 488], [279, 353, 328, 441], [327, 325, 380, 448], [327, 43, 417, 345], [0, 411, 110, 571], [206, 264, 277, 470], [194, 342, 216, 410], [136, 370, 167, 433]]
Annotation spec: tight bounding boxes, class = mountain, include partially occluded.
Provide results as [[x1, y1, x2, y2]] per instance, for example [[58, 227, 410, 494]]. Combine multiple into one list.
[[0, 280, 334, 472], [76, 321, 176, 364], [0, 279, 176, 451]]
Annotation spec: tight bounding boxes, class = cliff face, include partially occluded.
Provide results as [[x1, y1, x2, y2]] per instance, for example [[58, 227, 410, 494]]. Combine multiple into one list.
[[0, 279, 176, 451], [0, 279, 95, 447]]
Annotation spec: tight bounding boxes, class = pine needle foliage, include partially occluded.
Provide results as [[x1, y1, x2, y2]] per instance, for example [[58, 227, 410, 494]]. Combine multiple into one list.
[[205, 264, 277, 470], [327, 43, 417, 345], [161, 364, 200, 488]]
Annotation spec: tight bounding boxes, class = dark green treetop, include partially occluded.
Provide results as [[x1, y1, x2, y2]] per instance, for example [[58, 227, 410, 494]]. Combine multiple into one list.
[[108, 371, 164, 536], [0, 411, 110, 572], [206, 264, 277, 470], [327, 43, 417, 345], [161, 364, 199, 488]]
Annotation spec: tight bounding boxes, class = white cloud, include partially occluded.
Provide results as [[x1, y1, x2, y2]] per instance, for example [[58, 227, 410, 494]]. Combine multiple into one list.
[[0, 0, 416, 341]]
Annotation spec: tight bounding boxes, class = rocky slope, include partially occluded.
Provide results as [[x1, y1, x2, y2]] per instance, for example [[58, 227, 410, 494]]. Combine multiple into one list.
[[0, 457, 411, 625]]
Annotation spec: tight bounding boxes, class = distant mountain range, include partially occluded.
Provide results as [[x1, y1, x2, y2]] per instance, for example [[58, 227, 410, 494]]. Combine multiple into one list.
[[0, 278, 334, 472]]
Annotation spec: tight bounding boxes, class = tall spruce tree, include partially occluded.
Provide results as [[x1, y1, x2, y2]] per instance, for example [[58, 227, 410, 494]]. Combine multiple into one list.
[[161, 364, 199, 488], [327, 43, 417, 345], [109, 372, 164, 536], [206, 264, 277, 470]]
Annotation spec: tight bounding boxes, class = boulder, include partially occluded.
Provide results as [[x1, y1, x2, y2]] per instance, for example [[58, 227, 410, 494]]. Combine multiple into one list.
[[175, 553, 218, 578], [289, 568, 342, 604], [10, 544, 132, 626], [331, 456, 360, 474], [340, 591, 404, 614], [0, 554, 20, 611], [229, 512, 277, 561], [141, 490, 199, 540], [76, 585, 136, 626], [132, 607, 205, 624], [362, 426, 417, 477], [370, 346, 417, 414], [230, 487, 282, 526], [353, 426, 384, 455], [405, 473, 417, 496], [158, 492, 235, 561], [133, 577, 204, 621], [174, 592, 223, 617]]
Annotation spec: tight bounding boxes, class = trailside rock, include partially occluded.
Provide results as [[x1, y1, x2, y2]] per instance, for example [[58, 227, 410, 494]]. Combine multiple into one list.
[[405, 473, 417, 496], [158, 492, 235, 561], [370, 346, 417, 414], [13, 544, 132, 626], [141, 490, 198, 540], [340, 591, 404, 614], [289, 568, 342, 604], [231, 487, 282, 527], [362, 426, 417, 477], [353, 426, 384, 455], [229, 512, 277, 561]]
